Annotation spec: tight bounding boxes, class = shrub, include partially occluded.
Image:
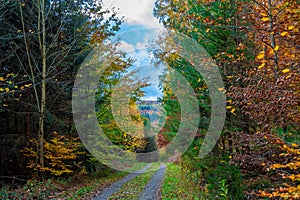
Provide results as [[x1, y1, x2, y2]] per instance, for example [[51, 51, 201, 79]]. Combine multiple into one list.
[[22, 132, 83, 177]]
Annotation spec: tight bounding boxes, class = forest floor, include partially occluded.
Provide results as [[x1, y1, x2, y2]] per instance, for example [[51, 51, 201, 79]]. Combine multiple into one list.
[[1, 162, 169, 200]]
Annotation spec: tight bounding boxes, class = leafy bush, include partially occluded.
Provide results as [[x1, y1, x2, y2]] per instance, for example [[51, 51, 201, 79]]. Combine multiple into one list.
[[181, 145, 244, 200], [205, 162, 244, 200], [22, 131, 83, 177]]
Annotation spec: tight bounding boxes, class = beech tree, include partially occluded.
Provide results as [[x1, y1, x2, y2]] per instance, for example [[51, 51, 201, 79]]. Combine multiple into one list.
[[154, 0, 299, 198], [232, 0, 300, 198]]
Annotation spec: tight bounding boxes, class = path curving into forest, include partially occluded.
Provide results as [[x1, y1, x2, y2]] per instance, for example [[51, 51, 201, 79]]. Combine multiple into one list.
[[92, 163, 166, 200]]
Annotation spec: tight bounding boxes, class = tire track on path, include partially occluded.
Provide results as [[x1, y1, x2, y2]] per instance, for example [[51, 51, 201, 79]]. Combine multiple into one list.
[[92, 164, 151, 200], [138, 163, 166, 200]]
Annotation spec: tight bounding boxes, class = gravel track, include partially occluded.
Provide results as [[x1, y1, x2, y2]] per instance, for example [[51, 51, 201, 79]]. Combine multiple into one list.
[[138, 163, 166, 200], [92, 164, 151, 200]]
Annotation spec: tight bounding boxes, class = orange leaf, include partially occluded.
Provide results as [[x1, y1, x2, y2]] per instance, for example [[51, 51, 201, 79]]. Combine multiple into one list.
[[256, 51, 265, 59], [291, 143, 298, 147]]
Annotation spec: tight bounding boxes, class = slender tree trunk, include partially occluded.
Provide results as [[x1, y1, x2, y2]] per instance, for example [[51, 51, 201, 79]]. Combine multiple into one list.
[[38, 0, 47, 169], [19, 0, 44, 168]]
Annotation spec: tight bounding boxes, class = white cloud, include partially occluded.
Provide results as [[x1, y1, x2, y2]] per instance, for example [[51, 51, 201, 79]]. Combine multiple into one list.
[[106, 10, 165, 100], [118, 41, 135, 52], [141, 95, 160, 101], [102, 0, 160, 27], [116, 32, 165, 98], [136, 42, 147, 50]]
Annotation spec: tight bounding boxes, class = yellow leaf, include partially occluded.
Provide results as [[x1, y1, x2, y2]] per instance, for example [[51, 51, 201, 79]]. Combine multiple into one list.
[[258, 63, 265, 69], [274, 45, 279, 51], [261, 17, 269, 21], [218, 88, 224, 91], [230, 108, 236, 115], [260, 13, 267, 16], [281, 31, 288, 36], [256, 51, 265, 59], [206, 28, 211, 33], [226, 76, 233, 79], [6, 73, 14, 78], [288, 25, 294, 30], [282, 68, 290, 73], [5, 88, 9, 92], [285, 74, 292, 79], [226, 106, 233, 109], [0, 88, 4, 92], [0, 77, 4, 81], [24, 83, 32, 87]]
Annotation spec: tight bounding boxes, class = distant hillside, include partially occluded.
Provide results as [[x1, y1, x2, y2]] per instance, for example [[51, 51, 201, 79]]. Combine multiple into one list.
[[137, 100, 163, 125], [137, 100, 168, 148]]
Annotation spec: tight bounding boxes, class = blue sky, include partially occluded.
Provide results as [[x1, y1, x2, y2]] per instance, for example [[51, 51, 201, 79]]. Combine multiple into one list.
[[116, 26, 165, 101], [103, 0, 165, 101]]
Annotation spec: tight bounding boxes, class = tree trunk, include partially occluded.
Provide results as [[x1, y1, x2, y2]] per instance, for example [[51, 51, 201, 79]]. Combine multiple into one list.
[[37, 0, 47, 169]]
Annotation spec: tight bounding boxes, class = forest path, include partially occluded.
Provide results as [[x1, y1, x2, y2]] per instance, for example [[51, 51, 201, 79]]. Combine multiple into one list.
[[138, 163, 166, 200], [92, 163, 166, 200]]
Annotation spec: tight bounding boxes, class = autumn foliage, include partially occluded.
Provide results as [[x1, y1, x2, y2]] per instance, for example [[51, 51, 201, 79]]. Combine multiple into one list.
[[22, 132, 82, 176], [154, 0, 300, 198], [232, 0, 300, 131], [231, 0, 300, 198]]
